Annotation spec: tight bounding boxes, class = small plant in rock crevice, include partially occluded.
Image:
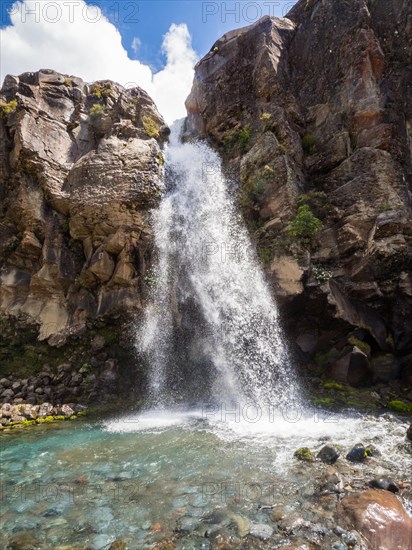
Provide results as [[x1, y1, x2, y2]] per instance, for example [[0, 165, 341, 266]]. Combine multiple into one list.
[[302, 132, 317, 155], [297, 191, 330, 220], [90, 82, 113, 99], [223, 125, 252, 153], [142, 115, 160, 139], [0, 99, 18, 118], [312, 265, 332, 284], [348, 336, 371, 356], [89, 103, 106, 119]]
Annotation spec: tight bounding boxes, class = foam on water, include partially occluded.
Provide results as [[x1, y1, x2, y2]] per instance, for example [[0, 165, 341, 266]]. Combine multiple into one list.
[[103, 407, 410, 474]]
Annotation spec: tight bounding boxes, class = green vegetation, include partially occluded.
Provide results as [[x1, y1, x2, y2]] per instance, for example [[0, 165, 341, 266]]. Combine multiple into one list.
[[312, 265, 332, 284], [297, 191, 329, 219], [388, 400, 412, 414], [0, 99, 18, 118], [260, 113, 272, 121], [223, 125, 252, 153], [287, 204, 323, 247], [22, 419, 36, 426], [315, 349, 341, 368], [142, 115, 160, 139], [302, 132, 317, 154], [62, 217, 70, 235], [90, 82, 112, 99], [348, 336, 371, 356], [312, 397, 336, 407], [240, 170, 268, 209], [89, 103, 106, 119], [379, 201, 392, 211], [157, 151, 164, 165], [385, 335, 394, 349], [258, 246, 273, 266], [294, 447, 314, 462], [323, 381, 345, 391]]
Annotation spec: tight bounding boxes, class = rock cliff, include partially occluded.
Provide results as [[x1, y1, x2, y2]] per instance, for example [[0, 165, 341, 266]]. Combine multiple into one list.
[[0, 69, 168, 402], [186, 0, 412, 396]]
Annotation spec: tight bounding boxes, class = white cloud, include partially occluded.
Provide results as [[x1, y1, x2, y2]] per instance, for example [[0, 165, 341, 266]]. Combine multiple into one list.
[[0, 0, 197, 123], [131, 36, 141, 56]]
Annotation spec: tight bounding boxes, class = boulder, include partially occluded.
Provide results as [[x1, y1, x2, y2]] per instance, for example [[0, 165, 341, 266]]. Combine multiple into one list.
[[369, 478, 399, 493], [294, 447, 314, 462], [346, 445, 371, 463], [329, 347, 372, 387], [336, 489, 412, 550], [371, 355, 401, 383], [317, 445, 340, 465]]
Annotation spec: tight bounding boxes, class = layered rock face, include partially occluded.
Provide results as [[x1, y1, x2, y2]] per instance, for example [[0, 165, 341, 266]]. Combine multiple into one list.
[[0, 70, 167, 401], [0, 70, 167, 345], [186, 0, 412, 390]]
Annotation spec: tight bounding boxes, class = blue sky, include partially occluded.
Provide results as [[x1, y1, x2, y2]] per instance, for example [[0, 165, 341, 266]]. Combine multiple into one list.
[[0, 1, 298, 122], [1, 1, 297, 70]]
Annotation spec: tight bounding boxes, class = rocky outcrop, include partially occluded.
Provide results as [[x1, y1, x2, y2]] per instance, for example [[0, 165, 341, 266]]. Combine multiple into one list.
[[185, 0, 412, 390], [0, 69, 167, 347]]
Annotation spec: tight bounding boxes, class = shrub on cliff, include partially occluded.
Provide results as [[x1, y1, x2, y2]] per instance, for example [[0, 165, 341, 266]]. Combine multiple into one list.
[[223, 125, 252, 153], [0, 99, 17, 118], [302, 133, 316, 155], [89, 103, 106, 118], [287, 204, 323, 247], [90, 82, 112, 99]]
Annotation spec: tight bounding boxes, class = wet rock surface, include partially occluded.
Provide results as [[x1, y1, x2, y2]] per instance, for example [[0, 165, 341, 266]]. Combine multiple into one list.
[[337, 489, 412, 550]]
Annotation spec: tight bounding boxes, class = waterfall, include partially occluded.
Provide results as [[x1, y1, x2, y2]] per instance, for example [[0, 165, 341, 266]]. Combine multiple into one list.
[[139, 121, 301, 411]]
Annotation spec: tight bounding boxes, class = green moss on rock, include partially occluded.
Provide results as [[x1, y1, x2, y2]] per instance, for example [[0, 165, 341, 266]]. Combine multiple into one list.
[[348, 336, 371, 356], [388, 400, 412, 414], [294, 447, 314, 462]]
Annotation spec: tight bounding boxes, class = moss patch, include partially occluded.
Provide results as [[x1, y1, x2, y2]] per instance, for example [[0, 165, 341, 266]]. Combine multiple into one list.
[[348, 336, 371, 356], [294, 447, 314, 462], [388, 400, 412, 414], [142, 115, 160, 139]]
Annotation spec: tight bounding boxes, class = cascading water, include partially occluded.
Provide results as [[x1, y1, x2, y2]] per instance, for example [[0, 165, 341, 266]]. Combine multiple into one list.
[[139, 121, 301, 411]]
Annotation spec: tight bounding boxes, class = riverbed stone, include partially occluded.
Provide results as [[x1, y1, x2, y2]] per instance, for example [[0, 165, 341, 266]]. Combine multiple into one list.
[[368, 478, 399, 493], [294, 447, 314, 462], [346, 445, 371, 463], [317, 445, 340, 464], [249, 523, 273, 540], [337, 489, 412, 550]]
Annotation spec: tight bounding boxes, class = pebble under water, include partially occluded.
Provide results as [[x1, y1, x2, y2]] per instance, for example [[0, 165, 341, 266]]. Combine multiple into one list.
[[1, 408, 411, 549]]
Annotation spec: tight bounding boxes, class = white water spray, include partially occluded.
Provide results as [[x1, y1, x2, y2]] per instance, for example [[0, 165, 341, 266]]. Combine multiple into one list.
[[139, 121, 301, 409]]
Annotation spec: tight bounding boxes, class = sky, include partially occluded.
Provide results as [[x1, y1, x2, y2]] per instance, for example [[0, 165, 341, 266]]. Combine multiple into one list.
[[0, 1, 297, 122]]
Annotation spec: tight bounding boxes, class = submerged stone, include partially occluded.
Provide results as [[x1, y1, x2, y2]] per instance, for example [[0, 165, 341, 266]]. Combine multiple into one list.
[[249, 523, 273, 540]]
